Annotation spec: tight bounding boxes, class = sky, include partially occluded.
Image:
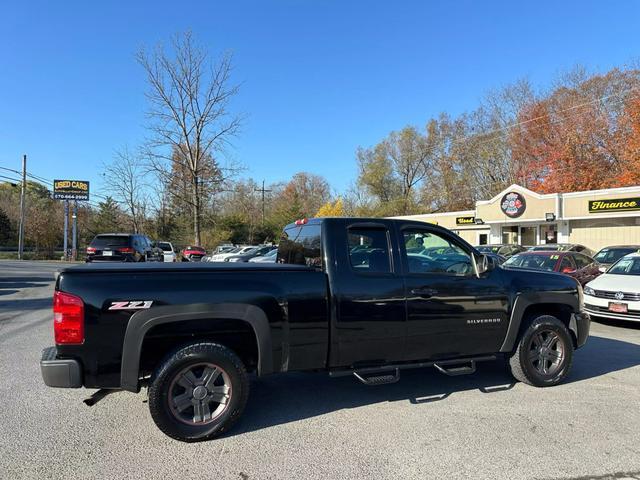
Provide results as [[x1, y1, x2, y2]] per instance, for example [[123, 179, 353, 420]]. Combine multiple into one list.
[[1, 0, 640, 200]]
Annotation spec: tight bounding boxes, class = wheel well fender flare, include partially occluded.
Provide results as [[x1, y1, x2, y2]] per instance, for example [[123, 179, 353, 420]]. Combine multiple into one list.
[[499, 292, 579, 353], [120, 303, 272, 392]]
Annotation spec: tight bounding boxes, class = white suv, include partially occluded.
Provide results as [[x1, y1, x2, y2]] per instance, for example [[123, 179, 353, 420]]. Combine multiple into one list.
[[156, 241, 177, 262]]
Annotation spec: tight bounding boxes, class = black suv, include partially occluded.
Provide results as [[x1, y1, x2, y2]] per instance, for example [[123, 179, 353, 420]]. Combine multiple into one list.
[[86, 234, 163, 263]]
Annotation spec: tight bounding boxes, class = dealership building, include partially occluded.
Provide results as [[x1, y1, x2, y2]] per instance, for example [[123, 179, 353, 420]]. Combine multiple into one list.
[[394, 184, 640, 251]]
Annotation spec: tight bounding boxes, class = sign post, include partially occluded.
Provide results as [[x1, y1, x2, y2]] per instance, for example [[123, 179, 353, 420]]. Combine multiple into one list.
[[72, 201, 78, 261], [54, 180, 89, 261], [63, 200, 69, 261]]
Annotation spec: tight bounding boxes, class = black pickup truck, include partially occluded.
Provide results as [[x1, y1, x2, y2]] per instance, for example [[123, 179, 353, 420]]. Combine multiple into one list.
[[41, 217, 590, 442]]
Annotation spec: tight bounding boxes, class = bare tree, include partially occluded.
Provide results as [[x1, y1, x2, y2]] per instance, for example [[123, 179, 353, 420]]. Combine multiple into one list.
[[102, 148, 148, 233], [137, 31, 242, 245]]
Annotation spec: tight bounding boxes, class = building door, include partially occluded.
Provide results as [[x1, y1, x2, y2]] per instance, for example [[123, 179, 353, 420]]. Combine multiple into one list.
[[541, 224, 558, 244], [502, 226, 518, 244], [520, 226, 536, 246]]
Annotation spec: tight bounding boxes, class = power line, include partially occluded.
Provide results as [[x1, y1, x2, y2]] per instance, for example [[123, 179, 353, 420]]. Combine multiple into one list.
[[0, 174, 21, 183]]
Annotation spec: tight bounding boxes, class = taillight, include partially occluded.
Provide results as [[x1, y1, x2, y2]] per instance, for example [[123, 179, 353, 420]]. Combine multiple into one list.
[[118, 247, 134, 254], [86, 247, 96, 254], [294, 218, 308, 225], [53, 291, 84, 344]]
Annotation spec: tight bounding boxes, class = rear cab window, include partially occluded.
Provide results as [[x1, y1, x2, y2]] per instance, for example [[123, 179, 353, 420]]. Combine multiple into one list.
[[278, 223, 322, 268]]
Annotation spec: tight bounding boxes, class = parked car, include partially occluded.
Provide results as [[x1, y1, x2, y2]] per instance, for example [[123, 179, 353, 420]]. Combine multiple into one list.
[[206, 245, 256, 262], [529, 243, 595, 257], [248, 248, 278, 263], [225, 245, 277, 263], [181, 245, 207, 262], [86, 234, 163, 263], [584, 252, 640, 322], [592, 245, 640, 272], [155, 241, 177, 262], [213, 244, 235, 255], [503, 250, 601, 285], [475, 244, 526, 258], [42, 217, 589, 442]]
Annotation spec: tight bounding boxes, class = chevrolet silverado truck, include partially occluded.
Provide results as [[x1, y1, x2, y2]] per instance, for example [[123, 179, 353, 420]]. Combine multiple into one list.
[[41, 218, 590, 442]]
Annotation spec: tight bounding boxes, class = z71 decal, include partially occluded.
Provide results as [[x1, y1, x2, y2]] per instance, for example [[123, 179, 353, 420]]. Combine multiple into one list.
[[108, 300, 154, 311]]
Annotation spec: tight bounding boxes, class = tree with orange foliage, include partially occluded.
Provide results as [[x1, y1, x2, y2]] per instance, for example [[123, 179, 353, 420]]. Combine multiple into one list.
[[510, 69, 640, 193], [617, 96, 640, 184]]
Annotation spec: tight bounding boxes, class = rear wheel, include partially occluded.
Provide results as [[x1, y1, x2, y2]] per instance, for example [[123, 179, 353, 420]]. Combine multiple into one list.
[[148, 342, 249, 442], [508, 315, 574, 387]]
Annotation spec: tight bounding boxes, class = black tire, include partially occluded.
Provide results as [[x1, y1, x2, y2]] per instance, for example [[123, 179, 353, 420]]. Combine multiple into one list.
[[508, 315, 574, 387], [148, 342, 249, 442]]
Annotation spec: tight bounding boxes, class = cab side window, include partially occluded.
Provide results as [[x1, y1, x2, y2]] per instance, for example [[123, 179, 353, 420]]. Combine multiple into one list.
[[347, 228, 391, 274], [403, 229, 474, 275]]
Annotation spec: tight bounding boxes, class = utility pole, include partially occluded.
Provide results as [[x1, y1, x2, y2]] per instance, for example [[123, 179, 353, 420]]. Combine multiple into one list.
[[17, 155, 26, 260], [254, 180, 272, 225]]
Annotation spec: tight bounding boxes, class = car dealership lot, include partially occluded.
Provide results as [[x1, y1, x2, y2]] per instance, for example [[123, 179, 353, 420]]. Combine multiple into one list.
[[1, 261, 639, 480]]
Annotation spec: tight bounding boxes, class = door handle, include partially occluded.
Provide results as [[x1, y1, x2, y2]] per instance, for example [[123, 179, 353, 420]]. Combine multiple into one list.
[[410, 287, 438, 298]]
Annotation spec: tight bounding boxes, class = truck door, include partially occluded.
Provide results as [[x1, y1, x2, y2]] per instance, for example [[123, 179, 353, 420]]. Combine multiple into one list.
[[398, 224, 510, 362], [330, 221, 407, 367]]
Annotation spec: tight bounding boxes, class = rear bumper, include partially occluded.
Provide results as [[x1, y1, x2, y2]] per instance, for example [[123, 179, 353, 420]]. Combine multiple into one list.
[[40, 346, 82, 388], [571, 311, 590, 348]]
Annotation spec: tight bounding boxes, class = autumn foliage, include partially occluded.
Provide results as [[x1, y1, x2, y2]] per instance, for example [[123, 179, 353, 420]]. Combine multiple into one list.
[[510, 69, 640, 193]]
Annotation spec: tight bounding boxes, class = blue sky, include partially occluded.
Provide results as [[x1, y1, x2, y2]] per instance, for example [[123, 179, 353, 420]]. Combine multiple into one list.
[[1, 0, 639, 199]]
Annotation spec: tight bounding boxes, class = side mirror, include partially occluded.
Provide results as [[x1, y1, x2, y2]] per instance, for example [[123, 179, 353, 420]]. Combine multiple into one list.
[[475, 254, 494, 276], [598, 265, 607, 273]]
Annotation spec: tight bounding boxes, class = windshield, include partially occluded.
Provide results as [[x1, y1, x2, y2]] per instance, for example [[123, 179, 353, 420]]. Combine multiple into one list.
[[608, 257, 640, 275], [90, 235, 130, 247], [157, 242, 172, 251], [594, 248, 637, 264], [504, 254, 559, 272]]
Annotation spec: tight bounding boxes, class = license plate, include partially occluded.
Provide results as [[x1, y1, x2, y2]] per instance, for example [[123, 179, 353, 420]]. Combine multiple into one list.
[[609, 302, 628, 313], [103, 250, 113, 256]]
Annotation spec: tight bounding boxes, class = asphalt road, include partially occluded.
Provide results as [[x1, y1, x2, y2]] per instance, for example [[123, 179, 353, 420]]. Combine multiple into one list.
[[1, 260, 639, 480]]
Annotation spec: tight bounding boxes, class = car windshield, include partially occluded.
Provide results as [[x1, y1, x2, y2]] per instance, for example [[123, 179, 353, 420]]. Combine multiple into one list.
[[91, 235, 130, 247], [594, 248, 637, 264], [157, 242, 172, 251], [608, 257, 640, 275], [503, 254, 559, 272]]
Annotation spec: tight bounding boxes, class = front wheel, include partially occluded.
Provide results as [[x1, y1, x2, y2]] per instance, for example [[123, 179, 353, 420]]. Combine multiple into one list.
[[508, 315, 574, 387], [148, 342, 249, 442]]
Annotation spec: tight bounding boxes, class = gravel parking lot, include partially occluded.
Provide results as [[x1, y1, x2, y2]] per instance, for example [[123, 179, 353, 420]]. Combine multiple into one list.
[[1, 260, 639, 480]]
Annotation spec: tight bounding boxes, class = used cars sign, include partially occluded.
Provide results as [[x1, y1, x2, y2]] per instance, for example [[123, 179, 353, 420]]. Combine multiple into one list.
[[53, 180, 90, 201]]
